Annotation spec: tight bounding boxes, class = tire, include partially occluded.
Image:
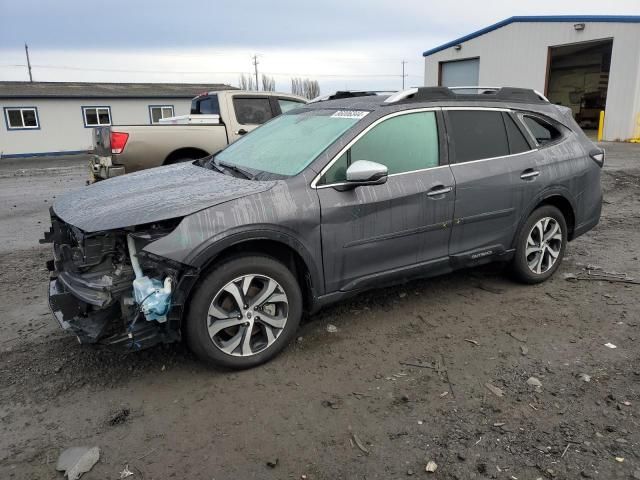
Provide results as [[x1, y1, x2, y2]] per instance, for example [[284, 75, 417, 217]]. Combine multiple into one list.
[[165, 156, 195, 165], [512, 205, 567, 284], [185, 256, 302, 369]]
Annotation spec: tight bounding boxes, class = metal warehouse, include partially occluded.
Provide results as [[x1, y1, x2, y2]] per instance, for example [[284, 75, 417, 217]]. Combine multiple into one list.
[[423, 16, 640, 141], [0, 82, 231, 158]]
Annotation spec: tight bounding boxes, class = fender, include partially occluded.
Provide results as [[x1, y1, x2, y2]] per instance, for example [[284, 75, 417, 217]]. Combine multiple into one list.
[[185, 225, 324, 297], [511, 185, 577, 249]]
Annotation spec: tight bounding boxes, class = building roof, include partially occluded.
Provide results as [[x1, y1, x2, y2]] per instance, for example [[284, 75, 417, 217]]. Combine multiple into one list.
[[423, 15, 640, 57], [0, 81, 235, 99]]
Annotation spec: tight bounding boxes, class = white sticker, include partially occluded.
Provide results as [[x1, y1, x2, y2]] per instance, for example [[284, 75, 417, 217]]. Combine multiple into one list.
[[331, 110, 369, 119]]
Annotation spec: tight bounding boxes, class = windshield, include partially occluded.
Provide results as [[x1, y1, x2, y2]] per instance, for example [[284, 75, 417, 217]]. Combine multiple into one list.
[[214, 109, 366, 177]]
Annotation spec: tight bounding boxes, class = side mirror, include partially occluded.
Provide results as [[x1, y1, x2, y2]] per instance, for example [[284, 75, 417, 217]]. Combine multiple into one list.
[[345, 160, 388, 187]]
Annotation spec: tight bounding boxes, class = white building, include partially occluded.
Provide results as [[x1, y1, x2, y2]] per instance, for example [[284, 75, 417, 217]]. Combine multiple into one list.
[[423, 16, 640, 141], [0, 82, 230, 158]]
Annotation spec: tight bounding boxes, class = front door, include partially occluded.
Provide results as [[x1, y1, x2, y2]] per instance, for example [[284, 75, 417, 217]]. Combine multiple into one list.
[[316, 110, 455, 293]]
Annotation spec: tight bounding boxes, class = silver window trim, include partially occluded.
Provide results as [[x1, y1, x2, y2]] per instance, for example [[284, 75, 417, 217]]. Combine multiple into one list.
[[449, 148, 539, 167], [311, 107, 441, 189], [311, 106, 540, 189]]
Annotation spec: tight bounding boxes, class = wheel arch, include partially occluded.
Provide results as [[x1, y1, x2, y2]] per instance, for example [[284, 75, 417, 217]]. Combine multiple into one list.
[[164, 147, 210, 165], [513, 189, 577, 249], [187, 231, 323, 314]]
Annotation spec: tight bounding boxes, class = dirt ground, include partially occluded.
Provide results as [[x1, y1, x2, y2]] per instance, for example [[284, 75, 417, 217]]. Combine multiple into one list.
[[1, 145, 639, 480]]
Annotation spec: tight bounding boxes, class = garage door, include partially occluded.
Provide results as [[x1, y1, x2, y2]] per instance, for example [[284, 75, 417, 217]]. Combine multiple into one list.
[[440, 58, 480, 87]]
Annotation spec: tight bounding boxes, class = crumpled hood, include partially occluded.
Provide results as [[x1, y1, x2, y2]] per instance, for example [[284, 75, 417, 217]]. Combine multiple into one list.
[[53, 163, 276, 232]]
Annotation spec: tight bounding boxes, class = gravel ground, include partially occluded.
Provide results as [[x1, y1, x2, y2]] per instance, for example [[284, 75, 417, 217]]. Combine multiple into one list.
[[0, 145, 639, 480]]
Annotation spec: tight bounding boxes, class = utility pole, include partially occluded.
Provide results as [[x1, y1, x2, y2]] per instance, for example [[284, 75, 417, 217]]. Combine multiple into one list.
[[25, 43, 33, 82], [401, 60, 408, 89], [252, 54, 259, 91]]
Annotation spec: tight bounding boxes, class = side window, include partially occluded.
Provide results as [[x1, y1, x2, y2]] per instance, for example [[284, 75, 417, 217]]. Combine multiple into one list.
[[320, 111, 439, 184], [447, 110, 509, 163], [83, 107, 111, 127], [522, 115, 562, 145], [278, 99, 305, 113], [233, 97, 274, 125], [503, 113, 531, 154]]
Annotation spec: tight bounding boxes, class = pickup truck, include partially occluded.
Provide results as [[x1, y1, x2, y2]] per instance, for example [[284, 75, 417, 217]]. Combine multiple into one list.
[[90, 90, 307, 180]]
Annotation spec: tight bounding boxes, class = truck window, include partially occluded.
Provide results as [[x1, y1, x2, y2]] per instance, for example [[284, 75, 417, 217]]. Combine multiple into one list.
[[233, 97, 274, 125], [278, 99, 305, 113], [190, 95, 220, 115]]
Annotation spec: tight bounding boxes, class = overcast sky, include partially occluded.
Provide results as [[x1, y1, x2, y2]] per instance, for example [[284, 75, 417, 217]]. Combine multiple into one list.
[[1, 0, 639, 93]]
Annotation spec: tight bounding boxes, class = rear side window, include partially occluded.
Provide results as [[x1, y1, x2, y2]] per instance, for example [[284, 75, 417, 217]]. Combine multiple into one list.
[[320, 111, 439, 184], [447, 110, 509, 163], [522, 115, 562, 145], [504, 114, 531, 154], [233, 97, 274, 125]]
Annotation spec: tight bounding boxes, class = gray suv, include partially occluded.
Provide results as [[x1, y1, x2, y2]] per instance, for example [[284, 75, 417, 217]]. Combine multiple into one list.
[[43, 87, 603, 369]]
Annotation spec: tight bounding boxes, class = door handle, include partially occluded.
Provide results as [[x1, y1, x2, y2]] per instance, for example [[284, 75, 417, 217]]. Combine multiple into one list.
[[520, 169, 540, 180], [426, 186, 452, 197]]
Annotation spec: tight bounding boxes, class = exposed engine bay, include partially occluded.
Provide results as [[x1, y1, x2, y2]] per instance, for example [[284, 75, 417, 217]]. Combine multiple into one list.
[[41, 210, 196, 351]]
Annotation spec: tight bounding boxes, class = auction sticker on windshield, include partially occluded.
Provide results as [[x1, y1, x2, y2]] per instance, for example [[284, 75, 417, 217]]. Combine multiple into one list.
[[330, 110, 369, 119]]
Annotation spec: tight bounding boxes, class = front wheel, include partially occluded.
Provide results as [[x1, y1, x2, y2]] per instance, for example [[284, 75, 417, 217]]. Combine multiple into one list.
[[185, 256, 302, 369], [512, 205, 567, 284]]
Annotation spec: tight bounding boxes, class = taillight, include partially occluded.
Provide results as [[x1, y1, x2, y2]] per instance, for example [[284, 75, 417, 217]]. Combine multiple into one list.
[[589, 148, 605, 167], [111, 131, 129, 154]]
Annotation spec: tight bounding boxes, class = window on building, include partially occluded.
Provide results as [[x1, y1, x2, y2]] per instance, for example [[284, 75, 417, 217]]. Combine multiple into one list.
[[447, 110, 509, 163], [4, 107, 39, 130], [320, 111, 439, 185], [503, 114, 532, 154], [82, 107, 111, 127], [233, 97, 274, 125], [521, 115, 562, 146], [149, 105, 175, 124]]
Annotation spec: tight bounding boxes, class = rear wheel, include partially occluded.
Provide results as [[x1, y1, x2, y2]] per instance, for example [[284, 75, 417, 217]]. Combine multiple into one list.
[[512, 205, 567, 284], [185, 256, 302, 369]]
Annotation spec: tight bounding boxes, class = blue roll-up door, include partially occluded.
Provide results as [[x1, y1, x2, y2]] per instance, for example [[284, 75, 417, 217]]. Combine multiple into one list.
[[440, 58, 480, 87]]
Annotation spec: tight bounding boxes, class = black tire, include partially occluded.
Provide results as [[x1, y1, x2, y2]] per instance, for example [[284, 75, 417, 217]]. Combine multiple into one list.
[[512, 205, 567, 284], [185, 255, 302, 369], [165, 156, 195, 165]]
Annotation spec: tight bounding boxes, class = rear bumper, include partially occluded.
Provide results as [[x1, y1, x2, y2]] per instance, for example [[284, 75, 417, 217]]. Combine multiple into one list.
[[89, 155, 125, 181]]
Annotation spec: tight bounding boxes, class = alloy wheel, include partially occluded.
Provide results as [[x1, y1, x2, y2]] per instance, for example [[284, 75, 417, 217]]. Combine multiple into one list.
[[207, 274, 289, 357], [526, 217, 563, 274]]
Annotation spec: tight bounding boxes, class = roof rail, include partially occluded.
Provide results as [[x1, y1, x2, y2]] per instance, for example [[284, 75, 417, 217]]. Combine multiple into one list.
[[309, 90, 395, 104], [384, 86, 549, 104]]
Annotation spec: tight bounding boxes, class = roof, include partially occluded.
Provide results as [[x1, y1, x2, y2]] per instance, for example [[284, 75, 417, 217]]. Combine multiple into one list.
[[0, 81, 235, 99], [423, 15, 640, 57]]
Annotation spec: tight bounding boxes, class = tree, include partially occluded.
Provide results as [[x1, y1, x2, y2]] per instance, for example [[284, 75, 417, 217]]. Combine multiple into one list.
[[291, 77, 320, 99], [238, 74, 256, 91], [261, 74, 276, 92]]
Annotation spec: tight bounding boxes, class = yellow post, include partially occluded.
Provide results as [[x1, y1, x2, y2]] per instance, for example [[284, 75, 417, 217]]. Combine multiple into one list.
[[597, 110, 605, 142]]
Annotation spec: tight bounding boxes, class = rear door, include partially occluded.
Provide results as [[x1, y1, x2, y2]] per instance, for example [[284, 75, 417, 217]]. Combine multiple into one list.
[[316, 109, 455, 293], [226, 95, 277, 142], [444, 108, 539, 263]]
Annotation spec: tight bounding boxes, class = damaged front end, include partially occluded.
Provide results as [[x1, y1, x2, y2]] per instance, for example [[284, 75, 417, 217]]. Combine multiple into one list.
[[41, 211, 197, 351]]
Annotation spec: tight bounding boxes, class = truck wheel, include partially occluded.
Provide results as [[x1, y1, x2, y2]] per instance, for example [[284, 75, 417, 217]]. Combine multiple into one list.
[[185, 256, 302, 369], [512, 205, 567, 284], [165, 156, 196, 165]]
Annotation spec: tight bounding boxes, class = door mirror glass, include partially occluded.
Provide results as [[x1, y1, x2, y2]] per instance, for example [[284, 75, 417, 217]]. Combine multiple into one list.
[[346, 160, 388, 185]]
